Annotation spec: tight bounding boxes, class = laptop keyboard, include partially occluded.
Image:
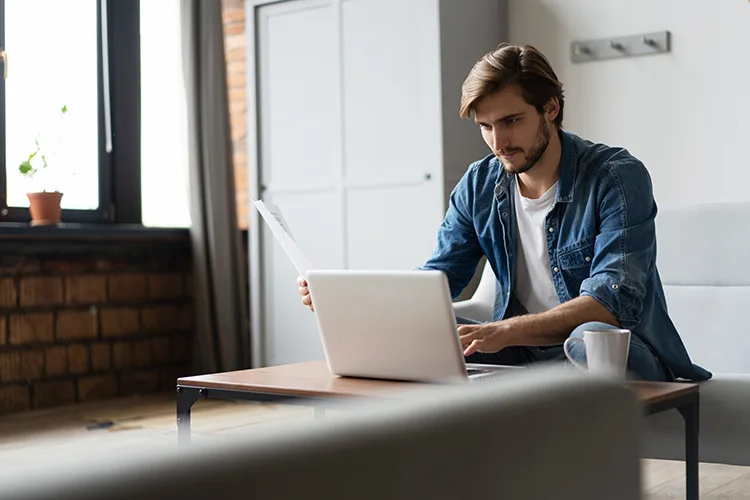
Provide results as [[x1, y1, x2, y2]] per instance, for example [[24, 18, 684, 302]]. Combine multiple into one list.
[[466, 368, 492, 376]]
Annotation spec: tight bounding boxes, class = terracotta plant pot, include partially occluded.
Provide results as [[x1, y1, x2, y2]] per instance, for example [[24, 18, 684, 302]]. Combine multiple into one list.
[[27, 191, 63, 226]]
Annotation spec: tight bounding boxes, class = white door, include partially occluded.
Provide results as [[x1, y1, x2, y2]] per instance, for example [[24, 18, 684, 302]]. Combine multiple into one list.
[[254, 0, 445, 366], [341, 0, 445, 270], [257, 0, 344, 365]]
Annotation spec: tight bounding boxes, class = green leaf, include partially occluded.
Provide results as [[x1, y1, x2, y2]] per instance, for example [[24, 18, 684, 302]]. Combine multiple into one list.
[[41, 155, 48, 169], [19, 160, 35, 175], [61, 105, 67, 114], [19, 148, 39, 176]]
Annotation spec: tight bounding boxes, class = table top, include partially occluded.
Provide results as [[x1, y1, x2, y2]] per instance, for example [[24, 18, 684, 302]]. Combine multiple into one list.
[[178, 360, 699, 403], [178, 361, 411, 399], [627, 380, 699, 405]]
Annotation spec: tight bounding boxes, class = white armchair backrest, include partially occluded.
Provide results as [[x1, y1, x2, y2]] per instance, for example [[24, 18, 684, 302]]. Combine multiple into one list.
[[655, 202, 750, 374]]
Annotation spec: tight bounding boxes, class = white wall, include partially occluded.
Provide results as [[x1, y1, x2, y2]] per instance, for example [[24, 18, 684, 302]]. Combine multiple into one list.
[[509, 0, 750, 208], [438, 0, 509, 194]]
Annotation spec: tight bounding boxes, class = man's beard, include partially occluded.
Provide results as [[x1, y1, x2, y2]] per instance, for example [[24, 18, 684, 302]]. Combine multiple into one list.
[[497, 119, 551, 175]]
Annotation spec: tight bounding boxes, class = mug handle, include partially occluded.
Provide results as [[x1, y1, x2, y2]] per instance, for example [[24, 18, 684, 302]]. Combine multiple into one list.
[[563, 337, 588, 373]]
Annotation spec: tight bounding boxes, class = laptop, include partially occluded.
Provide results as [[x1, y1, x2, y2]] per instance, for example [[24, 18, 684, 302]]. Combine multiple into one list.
[[305, 269, 523, 383]]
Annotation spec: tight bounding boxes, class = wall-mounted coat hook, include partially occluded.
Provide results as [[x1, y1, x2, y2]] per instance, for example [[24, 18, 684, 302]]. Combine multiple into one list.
[[571, 30, 670, 63], [642, 36, 658, 48]]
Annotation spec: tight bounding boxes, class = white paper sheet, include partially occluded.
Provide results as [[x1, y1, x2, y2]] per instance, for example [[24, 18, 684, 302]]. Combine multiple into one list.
[[252, 199, 315, 278]]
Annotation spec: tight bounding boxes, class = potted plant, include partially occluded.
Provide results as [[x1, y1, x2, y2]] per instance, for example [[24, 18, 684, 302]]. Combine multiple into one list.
[[18, 105, 67, 226]]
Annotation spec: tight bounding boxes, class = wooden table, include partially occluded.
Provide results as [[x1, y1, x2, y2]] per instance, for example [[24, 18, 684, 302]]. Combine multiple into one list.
[[177, 361, 699, 500]]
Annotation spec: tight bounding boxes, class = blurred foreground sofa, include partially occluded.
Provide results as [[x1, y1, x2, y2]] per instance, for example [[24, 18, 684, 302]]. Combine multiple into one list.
[[0, 367, 642, 500]]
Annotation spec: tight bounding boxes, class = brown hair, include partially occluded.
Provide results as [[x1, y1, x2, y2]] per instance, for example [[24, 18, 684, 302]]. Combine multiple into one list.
[[460, 43, 564, 127]]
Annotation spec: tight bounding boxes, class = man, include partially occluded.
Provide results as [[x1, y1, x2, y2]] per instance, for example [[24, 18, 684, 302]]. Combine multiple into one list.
[[298, 43, 710, 382]]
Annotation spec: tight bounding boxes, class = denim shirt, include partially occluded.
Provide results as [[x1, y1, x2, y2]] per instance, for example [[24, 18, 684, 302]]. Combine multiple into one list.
[[421, 130, 711, 381]]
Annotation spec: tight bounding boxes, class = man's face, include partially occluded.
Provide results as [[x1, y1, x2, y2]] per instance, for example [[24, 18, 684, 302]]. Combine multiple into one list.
[[474, 85, 554, 175]]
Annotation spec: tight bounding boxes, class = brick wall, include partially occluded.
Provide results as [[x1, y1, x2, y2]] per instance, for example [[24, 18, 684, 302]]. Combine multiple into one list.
[[0, 239, 194, 415], [223, 0, 248, 230]]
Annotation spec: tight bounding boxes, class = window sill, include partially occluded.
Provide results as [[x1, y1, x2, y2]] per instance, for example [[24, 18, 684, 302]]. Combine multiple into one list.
[[0, 223, 190, 243]]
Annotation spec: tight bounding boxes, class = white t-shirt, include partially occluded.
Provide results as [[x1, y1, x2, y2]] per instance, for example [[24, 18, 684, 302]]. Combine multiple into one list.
[[513, 179, 561, 314]]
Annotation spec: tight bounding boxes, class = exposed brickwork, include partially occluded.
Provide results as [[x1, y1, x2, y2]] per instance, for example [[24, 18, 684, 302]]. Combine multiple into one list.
[[121, 369, 160, 396], [33, 380, 76, 409], [66, 275, 107, 304], [68, 344, 90, 374], [56, 309, 98, 341], [0, 350, 44, 382], [78, 375, 118, 402], [132, 339, 152, 368], [9, 313, 54, 344], [112, 341, 134, 370], [45, 346, 68, 376], [171, 334, 191, 363], [141, 305, 182, 333], [19, 277, 63, 307], [90, 342, 111, 372], [0, 385, 29, 413], [0, 278, 17, 308], [0, 240, 195, 416], [151, 336, 172, 365], [108, 274, 148, 302], [148, 274, 184, 299], [100, 307, 140, 337], [223, 0, 248, 229]]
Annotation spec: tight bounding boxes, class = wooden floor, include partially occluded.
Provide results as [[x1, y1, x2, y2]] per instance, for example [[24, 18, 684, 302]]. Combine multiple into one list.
[[1, 393, 749, 499]]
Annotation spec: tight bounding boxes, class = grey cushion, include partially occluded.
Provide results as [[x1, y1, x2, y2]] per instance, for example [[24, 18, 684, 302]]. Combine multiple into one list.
[[655, 203, 750, 286], [661, 285, 750, 374]]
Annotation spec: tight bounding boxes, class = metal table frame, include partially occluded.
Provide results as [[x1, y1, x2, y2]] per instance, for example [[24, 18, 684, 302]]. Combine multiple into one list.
[[176, 386, 349, 443], [643, 391, 700, 500], [177, 384, 699, 500]]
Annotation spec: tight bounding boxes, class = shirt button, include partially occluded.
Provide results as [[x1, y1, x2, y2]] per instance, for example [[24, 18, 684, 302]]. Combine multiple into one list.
[[553, 267, 559, 273], [502, 212, 508, 218], [584, 256, 591, 262], [548, 227, 554, 233]]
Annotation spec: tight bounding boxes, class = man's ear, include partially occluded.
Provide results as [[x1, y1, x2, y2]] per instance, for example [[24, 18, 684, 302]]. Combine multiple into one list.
[[544, 97, 560, 122]]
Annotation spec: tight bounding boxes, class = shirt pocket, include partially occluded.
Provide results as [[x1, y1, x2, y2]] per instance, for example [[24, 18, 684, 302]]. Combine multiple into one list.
[[557, 239, 596, 279]]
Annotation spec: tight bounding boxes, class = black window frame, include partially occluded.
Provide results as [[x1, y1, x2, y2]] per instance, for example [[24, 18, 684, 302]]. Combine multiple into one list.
[[0, 0, 142, 225]]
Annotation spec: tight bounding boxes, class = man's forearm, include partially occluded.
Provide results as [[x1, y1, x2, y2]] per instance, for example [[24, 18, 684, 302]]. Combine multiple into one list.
[[500, 295, 620, 347]]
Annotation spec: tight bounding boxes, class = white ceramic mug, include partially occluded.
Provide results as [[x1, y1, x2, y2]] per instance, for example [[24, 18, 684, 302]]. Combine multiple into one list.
[[563, 329, 631, 379]]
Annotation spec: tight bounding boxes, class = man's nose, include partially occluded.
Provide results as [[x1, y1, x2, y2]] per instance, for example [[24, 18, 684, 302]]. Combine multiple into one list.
[[491, 130, 509, 152]]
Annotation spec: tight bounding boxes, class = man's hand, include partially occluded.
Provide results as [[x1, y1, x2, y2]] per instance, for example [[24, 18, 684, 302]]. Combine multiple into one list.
[[297, 275, 314, 312], [458, 322, 509, 357]]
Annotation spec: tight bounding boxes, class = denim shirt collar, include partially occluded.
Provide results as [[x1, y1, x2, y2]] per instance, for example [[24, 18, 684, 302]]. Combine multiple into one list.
[[492, 129, 577, 203]]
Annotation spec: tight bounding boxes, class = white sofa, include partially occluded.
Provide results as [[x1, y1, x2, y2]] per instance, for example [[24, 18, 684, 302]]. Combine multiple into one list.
[[0, 368, 642, 500], [455, 202, 750, 466]]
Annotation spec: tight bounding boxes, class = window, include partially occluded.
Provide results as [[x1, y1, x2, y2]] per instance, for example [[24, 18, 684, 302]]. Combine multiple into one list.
[[5, 0, 98, 211], [140, 0, 190, 228], [0, 0, 111, 222], [0, 0, 191, 228]]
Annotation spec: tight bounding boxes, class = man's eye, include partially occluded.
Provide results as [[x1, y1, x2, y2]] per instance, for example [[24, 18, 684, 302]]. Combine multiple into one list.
[[479, 124, 491, 130], [507, 118, 518, 125]]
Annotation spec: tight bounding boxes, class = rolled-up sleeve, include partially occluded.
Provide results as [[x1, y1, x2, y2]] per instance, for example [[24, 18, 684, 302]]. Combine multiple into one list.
[[579, 159, 656, 330], [419, 171, 484, 298]]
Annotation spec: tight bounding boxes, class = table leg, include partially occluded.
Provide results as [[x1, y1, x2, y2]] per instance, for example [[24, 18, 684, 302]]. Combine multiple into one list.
[[177, 386, 203, 445], [677, 393, 699, 500]]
